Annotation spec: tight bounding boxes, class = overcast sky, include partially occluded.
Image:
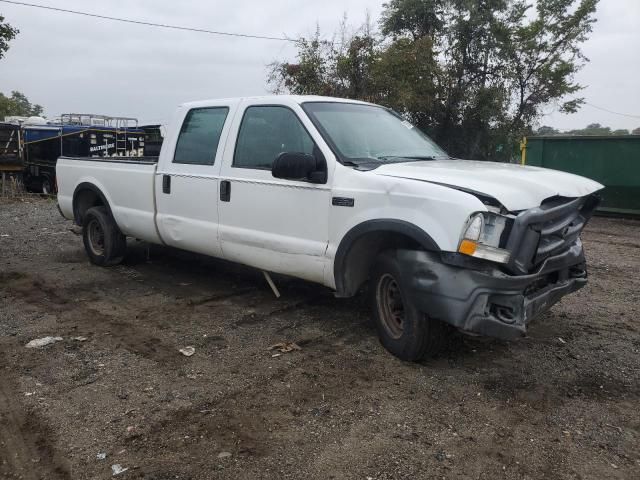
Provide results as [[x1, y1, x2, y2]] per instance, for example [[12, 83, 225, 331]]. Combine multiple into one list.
[[0, 0, 638, 130]]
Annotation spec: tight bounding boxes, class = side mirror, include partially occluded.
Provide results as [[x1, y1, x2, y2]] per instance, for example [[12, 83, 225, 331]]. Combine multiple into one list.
[[272, 152, 326, 183]]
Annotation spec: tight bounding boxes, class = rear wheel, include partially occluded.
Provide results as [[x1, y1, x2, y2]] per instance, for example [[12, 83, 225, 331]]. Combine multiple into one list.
[[370, 251, 448, 361], [82, 206, 126, 266]]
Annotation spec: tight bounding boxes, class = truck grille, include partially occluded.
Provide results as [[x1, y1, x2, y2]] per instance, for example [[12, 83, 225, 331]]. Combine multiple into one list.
[[505, 195, 599, 274]]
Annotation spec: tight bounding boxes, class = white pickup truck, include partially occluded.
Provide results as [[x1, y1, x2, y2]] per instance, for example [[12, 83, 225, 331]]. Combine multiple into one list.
[[57, 95, 603, 361]]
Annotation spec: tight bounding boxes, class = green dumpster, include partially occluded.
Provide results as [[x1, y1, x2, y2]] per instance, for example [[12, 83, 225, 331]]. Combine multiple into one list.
[[525, 135, 640, 215]]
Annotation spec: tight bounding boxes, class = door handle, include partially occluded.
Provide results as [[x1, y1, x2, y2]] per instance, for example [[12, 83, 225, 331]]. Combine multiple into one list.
[[162, 174, 171, 194], [220, 180, 231, 202]]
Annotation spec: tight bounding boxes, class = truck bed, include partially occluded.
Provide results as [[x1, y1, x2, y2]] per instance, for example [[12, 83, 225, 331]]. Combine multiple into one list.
[[56, 156, 162, 244]]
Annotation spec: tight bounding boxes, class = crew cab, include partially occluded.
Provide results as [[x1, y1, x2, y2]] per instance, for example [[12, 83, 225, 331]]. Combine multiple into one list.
[[56, 96, 603, 361]]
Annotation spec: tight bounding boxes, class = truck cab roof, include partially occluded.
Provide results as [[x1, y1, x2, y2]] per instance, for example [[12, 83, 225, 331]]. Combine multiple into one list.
[[179, 95, 375, 109]]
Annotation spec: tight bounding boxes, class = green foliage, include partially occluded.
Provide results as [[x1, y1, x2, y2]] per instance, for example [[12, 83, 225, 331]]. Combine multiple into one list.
[[268, 23, 379, 99], [547, 123, 631, 136], [536, 125, 560, 135], [0, 14, 18, 61], [0, 15, 43, 120], [0, 90, 43, 119], [568, 123, 610, 135], [611, 129, 630, 136], [380, 0, 444, 39], [535, 124, 634, 136], [268, 0, 599, 161]]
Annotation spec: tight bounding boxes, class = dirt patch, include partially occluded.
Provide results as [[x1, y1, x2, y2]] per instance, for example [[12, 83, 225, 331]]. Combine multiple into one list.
[[0, 352, 70, 480], [0, 199, 638, 479]]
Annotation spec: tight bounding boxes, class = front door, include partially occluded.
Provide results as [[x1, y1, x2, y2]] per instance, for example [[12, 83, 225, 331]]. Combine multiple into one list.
[[217, 101, 333, 284], [155, 102, 236, 257]]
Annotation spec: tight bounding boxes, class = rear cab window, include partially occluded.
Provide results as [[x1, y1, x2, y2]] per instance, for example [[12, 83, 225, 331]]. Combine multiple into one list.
[[173, 107, 229, 165]]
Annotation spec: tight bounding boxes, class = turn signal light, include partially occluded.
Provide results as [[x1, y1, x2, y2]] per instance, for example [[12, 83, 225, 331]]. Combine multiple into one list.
[[458, 239, 477, 255]]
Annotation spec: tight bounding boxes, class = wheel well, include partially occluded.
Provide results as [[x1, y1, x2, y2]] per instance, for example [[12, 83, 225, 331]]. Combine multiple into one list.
[[334, 221, 440, 297], [73, 184, 108, 225]]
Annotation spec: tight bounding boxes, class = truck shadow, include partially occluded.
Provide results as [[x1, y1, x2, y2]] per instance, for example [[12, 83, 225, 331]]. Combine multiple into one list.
[[120, 241, 514, 361], [122, 240, 374, 323]]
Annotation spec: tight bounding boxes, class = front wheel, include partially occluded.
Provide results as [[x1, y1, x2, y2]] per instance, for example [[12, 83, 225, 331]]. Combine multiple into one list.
[[370, 251, 449, 361], [82, 206, 127, 266]]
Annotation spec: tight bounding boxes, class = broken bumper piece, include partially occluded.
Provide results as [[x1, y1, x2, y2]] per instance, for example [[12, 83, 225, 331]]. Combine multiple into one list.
[[397, 241, 588, 340]]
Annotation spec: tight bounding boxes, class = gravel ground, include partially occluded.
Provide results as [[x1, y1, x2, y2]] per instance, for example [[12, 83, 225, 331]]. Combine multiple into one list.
[[0, 197, 638, 479]]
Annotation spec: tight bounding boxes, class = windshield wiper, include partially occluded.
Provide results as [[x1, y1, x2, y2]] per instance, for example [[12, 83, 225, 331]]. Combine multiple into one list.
[[377, 155, 439, 162], [343, 156, 442, 168], [341, 160, 364, 167]]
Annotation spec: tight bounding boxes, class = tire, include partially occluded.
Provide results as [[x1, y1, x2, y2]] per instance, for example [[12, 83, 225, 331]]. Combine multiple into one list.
[[24, 175, 41, 193], [370, 251, 448, 361], [41, 175, 53, 195], [82, 206, 127, 266]]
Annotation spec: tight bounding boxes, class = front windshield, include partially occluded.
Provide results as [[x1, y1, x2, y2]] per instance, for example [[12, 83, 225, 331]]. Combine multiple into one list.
[[302, 102, 448, 164]]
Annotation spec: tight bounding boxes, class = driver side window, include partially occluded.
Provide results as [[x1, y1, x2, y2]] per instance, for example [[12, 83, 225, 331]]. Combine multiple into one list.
[[233, 106, 315, 170]]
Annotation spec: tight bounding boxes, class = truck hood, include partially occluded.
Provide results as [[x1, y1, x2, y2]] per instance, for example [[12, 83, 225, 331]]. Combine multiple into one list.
[[373, 159, 604, 211]]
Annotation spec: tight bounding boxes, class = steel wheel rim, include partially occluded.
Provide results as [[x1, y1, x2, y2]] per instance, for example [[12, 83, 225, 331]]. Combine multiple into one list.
[[376, 273, 405, 339], [87, 219, 105, 256]]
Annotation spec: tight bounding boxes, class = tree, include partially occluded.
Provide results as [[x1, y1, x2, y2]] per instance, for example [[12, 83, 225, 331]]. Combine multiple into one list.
[[567, 123, 609, 135], [536, 125, 560, 135], [268, 19, 379, 100], [0, 14, 18, 61], [560, 123, 634, 136], [536, 124, 636, 136], [611, 129, 629, 136], [0, 15, 43, 119], [268, 0, 599, 161], [0, 90, 43, 118], [503, 0, 597, 130], [380, 0, 444, 39]]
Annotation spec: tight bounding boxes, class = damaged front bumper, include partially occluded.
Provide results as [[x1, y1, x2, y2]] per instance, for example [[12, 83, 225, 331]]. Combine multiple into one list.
[[398, 240, 588, 340]]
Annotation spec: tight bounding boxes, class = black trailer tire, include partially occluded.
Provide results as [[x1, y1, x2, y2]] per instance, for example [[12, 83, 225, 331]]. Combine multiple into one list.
[[370, 251, 448, 361], [82, 206, 127, 266], [24, 175, 41, 193], [41, 175, 54, 195]]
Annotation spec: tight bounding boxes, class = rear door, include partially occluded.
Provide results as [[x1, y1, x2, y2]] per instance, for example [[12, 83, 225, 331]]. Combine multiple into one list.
[[155, 100, 237, 257]]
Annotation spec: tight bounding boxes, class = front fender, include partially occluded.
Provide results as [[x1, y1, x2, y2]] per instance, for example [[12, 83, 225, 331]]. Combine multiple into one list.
[[333, 219, 440, 294], [324, 166, 487, 288]]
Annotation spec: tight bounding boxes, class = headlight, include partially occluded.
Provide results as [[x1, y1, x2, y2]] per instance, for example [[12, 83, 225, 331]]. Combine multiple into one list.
[[458, 213, 511, 264]]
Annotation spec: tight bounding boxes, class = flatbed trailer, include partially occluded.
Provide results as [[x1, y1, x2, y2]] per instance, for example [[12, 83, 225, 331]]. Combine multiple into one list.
[[0, 122, 21, 168], [23, 115, 148, 193], [0, 123, 23, 195], [2, 114, 164, 194]]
